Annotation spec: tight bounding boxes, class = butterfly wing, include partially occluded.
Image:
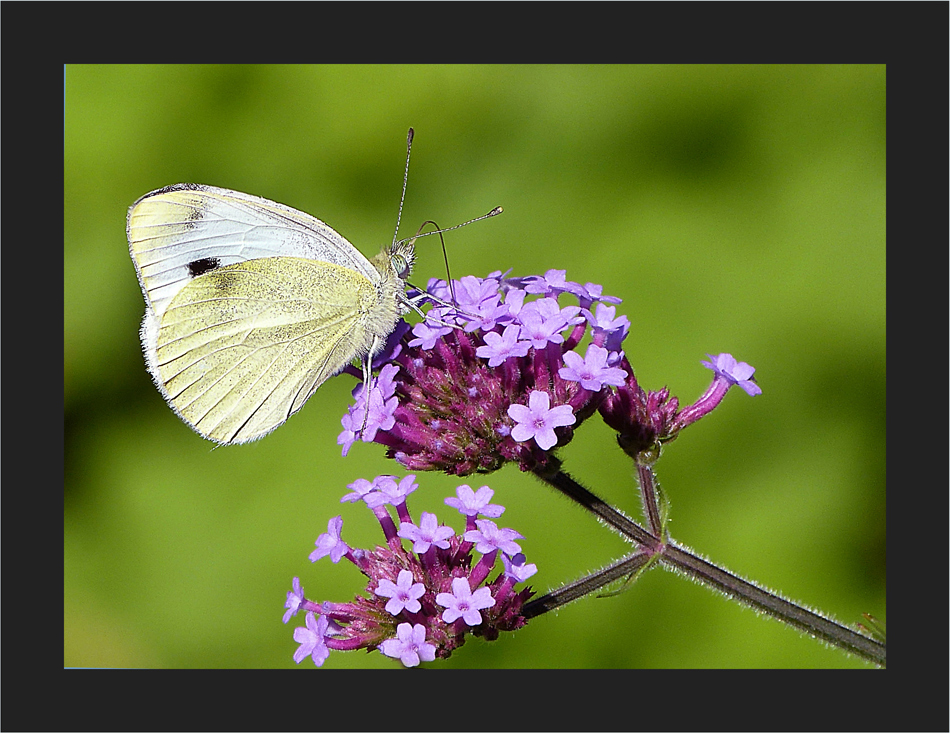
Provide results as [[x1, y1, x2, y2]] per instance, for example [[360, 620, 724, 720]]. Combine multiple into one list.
[[128, 184, 379, 319], [149, 257, 385, 445]]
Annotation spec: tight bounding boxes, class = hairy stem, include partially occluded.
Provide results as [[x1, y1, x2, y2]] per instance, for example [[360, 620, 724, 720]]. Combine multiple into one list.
[[637, 461, 664, 537], [523, 551, 652, 619], [532, 464, 885, 667], [534, 459, 657, 547], [659, 539, 885, 667]]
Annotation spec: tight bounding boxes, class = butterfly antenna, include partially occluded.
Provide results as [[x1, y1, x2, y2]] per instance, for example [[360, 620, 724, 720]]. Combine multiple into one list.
[[392, 127, 414, 248], [440, 229, 458, 310], [395, 206, 503, 249], [413, 220, 459, 309], [401, 207, 503, 318]]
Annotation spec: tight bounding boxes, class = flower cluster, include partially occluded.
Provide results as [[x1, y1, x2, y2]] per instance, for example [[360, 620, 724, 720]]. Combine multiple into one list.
[[284, 475, 536, 668], [337, 269, 760, 475], [339, 269, 630, 475]]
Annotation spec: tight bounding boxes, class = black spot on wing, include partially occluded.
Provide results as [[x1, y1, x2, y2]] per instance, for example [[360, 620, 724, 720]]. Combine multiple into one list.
[[188, 257, 221, 278]]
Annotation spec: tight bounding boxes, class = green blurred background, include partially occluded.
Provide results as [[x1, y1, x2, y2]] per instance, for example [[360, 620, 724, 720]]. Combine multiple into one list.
[[65, 64, 885, 669]]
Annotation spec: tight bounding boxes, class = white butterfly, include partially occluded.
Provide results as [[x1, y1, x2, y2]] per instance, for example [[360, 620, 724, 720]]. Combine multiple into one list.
[[128, 181, 419, 445], [128, 131, 502, 446]]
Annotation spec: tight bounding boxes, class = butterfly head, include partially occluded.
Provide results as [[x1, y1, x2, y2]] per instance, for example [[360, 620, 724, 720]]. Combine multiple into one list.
[[386, 238, 416, 282]]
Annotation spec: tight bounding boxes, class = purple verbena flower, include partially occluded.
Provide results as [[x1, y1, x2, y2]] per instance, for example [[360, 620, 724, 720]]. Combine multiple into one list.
[[475, 324, 531, 367], [379, 623, 437, 667], [522, 269, 587, 299], [408, 321, 453, 349], [455, 274, 502, 308], [423, 277, 454, 303], [662, 353, 762, 436], [598, 350, 763, 459], [293, 612, 330, 666], [375, 569, 426, 616], [508, 390, 576, 451], [464, 519, 524, 556], [371, 320, 411, 369], [398, 511, 455, 553], [500, 287, 526, 318], [453, 276, 507, 332], [515, 309, 567, 348], [436, 576, 496, 626], [587, 303, 631, 352], [283, 576, 305, 623], [373, 474, 419, 507], [445, 484, 505, 518], [701, 353, 762, 397], [338, 364, 400, 454], [576, 282, 623, 309], [310, 515, 349, 564], [559, 344, 628, 392], [502, 553, 538, 583], [340, 476, 383, 504]]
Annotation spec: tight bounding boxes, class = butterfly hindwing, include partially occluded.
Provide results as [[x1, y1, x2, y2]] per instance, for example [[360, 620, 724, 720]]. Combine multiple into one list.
[[149, 257, 384, 444]]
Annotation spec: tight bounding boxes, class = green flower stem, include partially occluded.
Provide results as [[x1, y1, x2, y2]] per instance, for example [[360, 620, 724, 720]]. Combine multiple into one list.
[[636, 461, 664, 537], [534, 459, 658, 547], [532, 462, 886, 668], [522, 551, 652, 619], [658, 539, 886, 667]]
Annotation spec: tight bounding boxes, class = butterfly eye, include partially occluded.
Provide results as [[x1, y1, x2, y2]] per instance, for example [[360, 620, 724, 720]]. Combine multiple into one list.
[[391, 253, 410, 279]]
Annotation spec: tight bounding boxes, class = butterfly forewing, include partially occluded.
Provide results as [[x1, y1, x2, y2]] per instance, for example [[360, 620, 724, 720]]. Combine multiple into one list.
[[154, 257, 385, 444], [128, 185, 379, 318]]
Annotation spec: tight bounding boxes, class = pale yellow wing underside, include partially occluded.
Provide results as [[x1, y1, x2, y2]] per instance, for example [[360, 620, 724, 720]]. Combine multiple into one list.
[[154, 257, 381, 445]]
